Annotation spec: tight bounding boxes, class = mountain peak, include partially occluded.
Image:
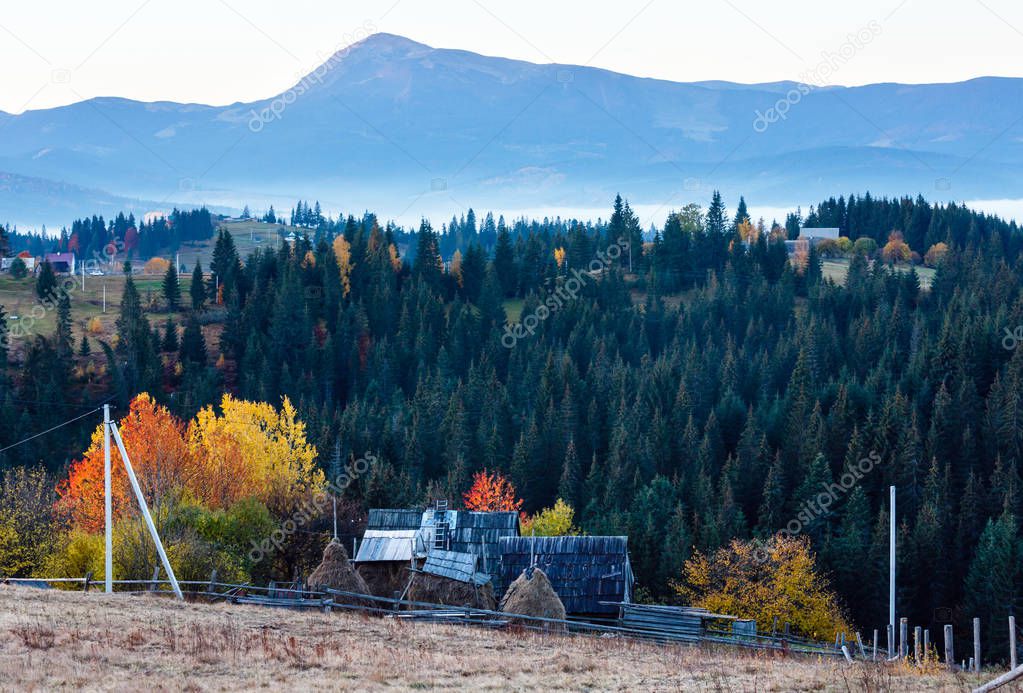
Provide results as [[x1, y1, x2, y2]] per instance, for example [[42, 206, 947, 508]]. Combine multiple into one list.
[[340, 32, 432, 58]]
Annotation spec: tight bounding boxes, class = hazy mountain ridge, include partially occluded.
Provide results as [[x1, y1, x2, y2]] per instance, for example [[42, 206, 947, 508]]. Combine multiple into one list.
[[1, 32, 1022, 226]]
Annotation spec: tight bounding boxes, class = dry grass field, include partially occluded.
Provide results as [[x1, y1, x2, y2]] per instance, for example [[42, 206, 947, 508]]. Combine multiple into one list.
[[0, 585, 992, 692]]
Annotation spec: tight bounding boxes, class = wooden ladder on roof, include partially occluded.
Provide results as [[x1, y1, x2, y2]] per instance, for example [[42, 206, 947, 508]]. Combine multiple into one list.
[[433, 500, 450, 551]]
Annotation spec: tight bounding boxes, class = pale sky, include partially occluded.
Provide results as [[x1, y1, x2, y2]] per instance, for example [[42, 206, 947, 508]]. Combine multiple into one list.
[[1, 0, 1021, 113]]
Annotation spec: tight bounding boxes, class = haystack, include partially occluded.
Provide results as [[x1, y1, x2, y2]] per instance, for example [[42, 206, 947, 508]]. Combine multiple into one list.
[[407, 572, 497, 610], [499, 568, 566, 630], [357, 563, 411, 598], [308, 541, 371, 600]]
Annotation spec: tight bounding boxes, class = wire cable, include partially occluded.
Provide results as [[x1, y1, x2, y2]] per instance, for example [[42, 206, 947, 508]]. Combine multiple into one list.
[[0, 404, 107, 454]]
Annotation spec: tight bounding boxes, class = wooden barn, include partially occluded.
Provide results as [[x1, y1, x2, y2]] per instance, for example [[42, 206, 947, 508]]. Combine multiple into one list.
[[498, 536, 634, 618], [353, 508, 425, 597], [353, 502, 519, 600]]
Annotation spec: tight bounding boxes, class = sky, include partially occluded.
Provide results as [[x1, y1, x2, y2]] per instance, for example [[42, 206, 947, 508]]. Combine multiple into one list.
[[1, 0, 1022, 113]]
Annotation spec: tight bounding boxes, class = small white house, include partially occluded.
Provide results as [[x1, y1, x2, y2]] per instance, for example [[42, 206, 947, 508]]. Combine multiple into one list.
[[1, 256, 37, 272], [798, 227, 841, 244]]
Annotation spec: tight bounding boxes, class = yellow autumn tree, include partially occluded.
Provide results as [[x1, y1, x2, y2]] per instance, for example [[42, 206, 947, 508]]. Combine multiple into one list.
[[187, 395, 323, 513], [677, 535, 852, 641], [520, 499, 578, 536], [736, 219, 759, 244], [332, 235, 354, 297], [143, 257, 170, 275], [881, 230, 912, 264], [388, 244, 402, 272], [554, 247, 566, 269], [924, 242, 949, 267], [450, 249, 464, 287]]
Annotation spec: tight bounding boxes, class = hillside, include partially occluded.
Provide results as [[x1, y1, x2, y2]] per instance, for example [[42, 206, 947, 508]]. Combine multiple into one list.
[[1, 34, 1023, 225], [0, 586, 979, 691]]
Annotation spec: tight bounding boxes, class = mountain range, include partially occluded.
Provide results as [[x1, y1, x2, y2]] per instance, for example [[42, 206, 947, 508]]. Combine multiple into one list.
[[1, 32, 1022, 228]]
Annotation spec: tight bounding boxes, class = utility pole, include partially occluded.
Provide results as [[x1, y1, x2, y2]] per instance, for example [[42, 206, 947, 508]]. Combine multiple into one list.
[[110, 421, 183, 600], [102, 284, 107, 313], [104, 404, 112, 593], [331, 441, 341, 541], [101, 405, 183, 600], [890, 485, 896, 649]]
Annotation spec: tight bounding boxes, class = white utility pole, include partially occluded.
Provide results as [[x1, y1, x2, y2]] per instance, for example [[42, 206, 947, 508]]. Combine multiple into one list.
[[110, 422, 183, 600], [331, 441, 340, 541], [104, 404, 113, 593], [102, 284, 107, 313], [890, 485, 896, 641]]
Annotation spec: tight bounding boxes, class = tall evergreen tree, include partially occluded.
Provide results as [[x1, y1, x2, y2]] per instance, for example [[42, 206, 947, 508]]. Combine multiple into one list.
[[190, 260, 207, 311], [162, 262, 181, 311]]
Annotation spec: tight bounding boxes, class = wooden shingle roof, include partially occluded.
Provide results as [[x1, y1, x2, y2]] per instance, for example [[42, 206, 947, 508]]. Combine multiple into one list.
[[498, 536, 633, 615]]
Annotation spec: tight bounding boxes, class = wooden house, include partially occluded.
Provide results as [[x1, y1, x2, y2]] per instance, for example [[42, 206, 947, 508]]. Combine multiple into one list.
[[498, 536, 634, 618]]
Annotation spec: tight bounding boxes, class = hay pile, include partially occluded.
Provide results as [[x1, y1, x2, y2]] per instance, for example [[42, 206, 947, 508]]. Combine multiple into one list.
[[357, 563, 411, 598], [308, 541, 371, 598], [499, 568, 566, 630], [407, 572, 497, 610]]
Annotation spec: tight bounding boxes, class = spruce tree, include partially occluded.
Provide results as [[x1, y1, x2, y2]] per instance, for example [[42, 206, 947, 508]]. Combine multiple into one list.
[[190, 260, 206, 311], [35, 260, 57, 300], [161, 318, 179, 353], [162, 262, 181, 311], [179, 313, 207, 367], [493, 223, 516, 297]]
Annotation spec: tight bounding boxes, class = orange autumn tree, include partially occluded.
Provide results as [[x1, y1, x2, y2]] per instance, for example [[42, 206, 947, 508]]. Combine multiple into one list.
[[463, 470, 524, 513], [57, 393, 195, 532]]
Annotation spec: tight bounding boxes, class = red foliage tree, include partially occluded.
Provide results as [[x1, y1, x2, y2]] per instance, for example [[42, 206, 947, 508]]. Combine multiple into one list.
[[462, 470, 524, 513]]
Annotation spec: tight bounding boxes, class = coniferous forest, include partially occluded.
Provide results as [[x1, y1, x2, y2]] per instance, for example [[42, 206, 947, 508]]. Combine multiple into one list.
[[3, 192, 1023, 656]]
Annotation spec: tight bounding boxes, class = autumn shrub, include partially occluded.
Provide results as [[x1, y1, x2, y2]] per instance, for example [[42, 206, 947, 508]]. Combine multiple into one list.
[[42, 530, 105, 582], [0, 467, 57, 577], [143, 257, 170, 275], [521, 499, 579, 536], [677, 534, 852, 641]]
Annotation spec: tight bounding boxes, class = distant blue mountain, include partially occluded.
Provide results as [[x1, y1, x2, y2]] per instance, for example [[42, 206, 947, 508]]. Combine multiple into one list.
[[1, 32, 1021, 226]]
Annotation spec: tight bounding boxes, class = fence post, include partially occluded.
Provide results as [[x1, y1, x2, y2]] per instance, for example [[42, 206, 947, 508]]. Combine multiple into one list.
[[856, 631, 866, 659], [914, 626, 922, 665], [83, 571, 93, 592], [974, 617, 981, 672], [1011, 615, 1018, 670], [873, 629, 879, 661], [149, 566, 160, 592], [842, 645, 853, 663], [945, 624, 955, 671], [207, 569, 218, 596], [900, 617, 908, 658], [924, 629, 930, 661]]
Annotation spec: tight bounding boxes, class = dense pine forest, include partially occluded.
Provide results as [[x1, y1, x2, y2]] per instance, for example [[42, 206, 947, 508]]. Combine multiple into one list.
[[3, 192, 1023, 656]]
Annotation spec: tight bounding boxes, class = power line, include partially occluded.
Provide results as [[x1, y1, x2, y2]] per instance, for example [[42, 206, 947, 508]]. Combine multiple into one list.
[[0, 406, 105, 455]]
